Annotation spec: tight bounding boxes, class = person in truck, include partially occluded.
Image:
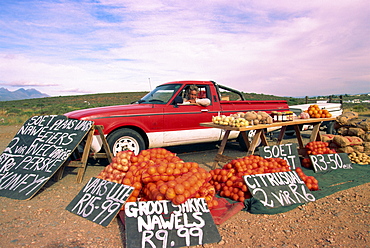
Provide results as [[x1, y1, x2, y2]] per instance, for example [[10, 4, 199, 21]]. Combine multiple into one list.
[[182, 85, 211, 106]]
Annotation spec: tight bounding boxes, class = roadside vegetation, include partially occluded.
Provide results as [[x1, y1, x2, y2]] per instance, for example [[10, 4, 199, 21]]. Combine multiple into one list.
[[0, 91, 369, 125]]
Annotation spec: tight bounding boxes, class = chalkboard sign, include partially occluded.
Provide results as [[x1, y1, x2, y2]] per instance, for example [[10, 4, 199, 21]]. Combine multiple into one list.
[[0, 115, 93, 200], [124, 198, 221, 248], [259, 143, 301, 169], [310, 153, 353, 173], [244, 171, 315, 208], [66, 177, 134, 227]]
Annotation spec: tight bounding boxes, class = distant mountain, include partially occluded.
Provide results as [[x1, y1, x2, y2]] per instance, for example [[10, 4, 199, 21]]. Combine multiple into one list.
[[0, 87, 49, 101]]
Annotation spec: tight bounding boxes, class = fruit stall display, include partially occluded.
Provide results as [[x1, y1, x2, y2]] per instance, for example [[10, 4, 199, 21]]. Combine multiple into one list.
[[96, 147, 321, 209], [97, 148, 218, 208]]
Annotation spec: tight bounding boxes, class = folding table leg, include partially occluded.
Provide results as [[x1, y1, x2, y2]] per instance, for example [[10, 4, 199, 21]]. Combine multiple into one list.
[[310, 122, 322, 142], [247, 129, 263, 156], [212, 130, 231, 169], [76, 127, 94, 183]]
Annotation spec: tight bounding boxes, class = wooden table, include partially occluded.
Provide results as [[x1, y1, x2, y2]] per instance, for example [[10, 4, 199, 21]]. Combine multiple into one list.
[[54, 125, 113, 183], [200, 117, 336, 169]]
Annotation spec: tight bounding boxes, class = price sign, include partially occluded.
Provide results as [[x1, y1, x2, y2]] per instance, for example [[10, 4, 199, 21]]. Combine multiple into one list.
[[66, 177, 134, 227], [244, 171, 316, 208], [124, 198, 221, 248], [259, 143, 301, 169], [310, 153, 353, 173], [0, 115, 93, 200]]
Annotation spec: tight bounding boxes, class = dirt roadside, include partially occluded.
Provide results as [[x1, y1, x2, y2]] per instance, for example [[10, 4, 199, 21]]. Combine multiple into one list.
[[0, 125, 369, 248]]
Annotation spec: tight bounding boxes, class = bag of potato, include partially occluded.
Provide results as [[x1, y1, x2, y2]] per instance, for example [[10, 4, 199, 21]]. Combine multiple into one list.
[[336, 146, 354, 153], [321, 134, 336, 143], [344, 118, 361, 127], [337, 127, 349, 135], [364, 142, 370, 153], [333, 135, 363, 147], [336, 111, 358, 125], [360, 132, 370, 142], [357, 118, 370, 131], [347, 127, 366, 136], [353, 145, 365, 153]]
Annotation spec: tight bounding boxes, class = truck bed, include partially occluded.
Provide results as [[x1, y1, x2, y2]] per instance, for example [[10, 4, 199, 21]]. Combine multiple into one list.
[[220, 100, 290, 114]]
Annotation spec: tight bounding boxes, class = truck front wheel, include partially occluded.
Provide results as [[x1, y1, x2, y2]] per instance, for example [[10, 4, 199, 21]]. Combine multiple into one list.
[[107, 128, 145, 156]]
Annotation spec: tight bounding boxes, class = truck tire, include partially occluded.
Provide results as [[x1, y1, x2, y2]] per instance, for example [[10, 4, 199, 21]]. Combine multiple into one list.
[[326, 121, 337, 134], [238, 130, 262, 151], [107, 128, 145, 156]]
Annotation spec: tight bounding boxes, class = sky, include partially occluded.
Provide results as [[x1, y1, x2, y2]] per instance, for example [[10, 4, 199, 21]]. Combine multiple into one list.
[[0, 0, 369, 98]]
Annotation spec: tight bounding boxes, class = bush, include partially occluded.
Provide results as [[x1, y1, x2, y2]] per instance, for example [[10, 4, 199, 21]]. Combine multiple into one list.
[[7, 108, 23, 115]]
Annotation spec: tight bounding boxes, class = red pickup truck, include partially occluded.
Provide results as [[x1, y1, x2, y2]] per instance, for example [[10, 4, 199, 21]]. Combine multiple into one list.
[[64, 81, 289, 155]]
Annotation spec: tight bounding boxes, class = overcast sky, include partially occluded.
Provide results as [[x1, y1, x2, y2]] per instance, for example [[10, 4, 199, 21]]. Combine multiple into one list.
[[0, 0, 369, 97]]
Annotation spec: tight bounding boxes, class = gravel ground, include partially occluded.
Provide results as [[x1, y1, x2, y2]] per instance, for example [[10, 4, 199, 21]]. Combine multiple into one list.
[[0, 125, 369, 248]]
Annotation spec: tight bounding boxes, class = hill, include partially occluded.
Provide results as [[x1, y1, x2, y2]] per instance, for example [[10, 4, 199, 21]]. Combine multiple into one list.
[[0, 90, 367, 125], [0, 88, 49, 101]]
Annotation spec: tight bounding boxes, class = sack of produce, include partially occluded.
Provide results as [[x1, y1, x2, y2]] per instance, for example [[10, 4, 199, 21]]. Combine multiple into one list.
[[360, 132, 370, 142], [353, 145, 365, 153], [344, 118, 368, 130], [364, 142, 370, 154], [98, 148, 218, 209], [321, 134, 336, 142], [332, 135, 363, 147], [337, 127, 349, 135], [357, 118, 370, 131], [336, 146, 354, 153], [336, 111, 358, 125], [347, 127, 366, 136]]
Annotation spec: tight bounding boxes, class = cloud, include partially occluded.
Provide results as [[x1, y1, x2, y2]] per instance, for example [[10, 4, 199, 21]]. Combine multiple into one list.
[[0, 0, 369, 97], [5, 81, 58, 87], [58, 87, 93, 95]]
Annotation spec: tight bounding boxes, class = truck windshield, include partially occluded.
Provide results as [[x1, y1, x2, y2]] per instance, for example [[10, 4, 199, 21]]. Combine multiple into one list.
[[137, 84, 181, 104]]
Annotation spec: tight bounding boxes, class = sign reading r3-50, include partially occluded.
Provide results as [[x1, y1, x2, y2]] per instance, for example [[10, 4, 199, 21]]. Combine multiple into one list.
[[309, 153, 352, 173]]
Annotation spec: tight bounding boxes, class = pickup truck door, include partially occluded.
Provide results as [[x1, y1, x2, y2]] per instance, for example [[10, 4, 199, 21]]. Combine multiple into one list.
[[162, 99, 222, 146]]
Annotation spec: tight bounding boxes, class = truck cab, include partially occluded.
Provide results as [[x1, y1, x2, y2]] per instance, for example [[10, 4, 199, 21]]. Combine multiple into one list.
[[64, 80, 290, 155]]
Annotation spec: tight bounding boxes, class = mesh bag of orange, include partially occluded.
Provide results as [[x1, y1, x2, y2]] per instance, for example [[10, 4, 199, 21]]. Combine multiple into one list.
[[209, 155, 320, 203], [97, 148, 218, 209], [305, 104, 332, 118]]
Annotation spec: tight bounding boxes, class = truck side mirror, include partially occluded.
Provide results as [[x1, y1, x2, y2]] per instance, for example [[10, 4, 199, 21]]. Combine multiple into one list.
[[173, 96, 183, 107]]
